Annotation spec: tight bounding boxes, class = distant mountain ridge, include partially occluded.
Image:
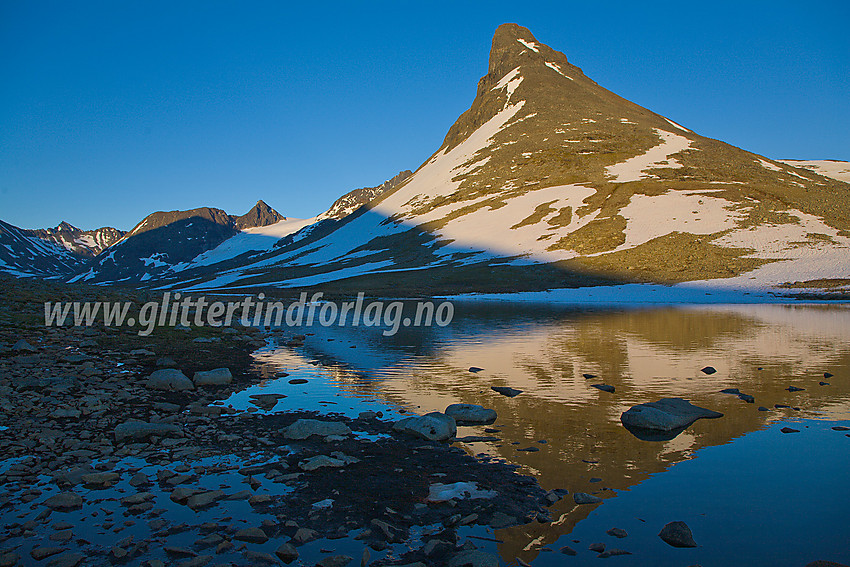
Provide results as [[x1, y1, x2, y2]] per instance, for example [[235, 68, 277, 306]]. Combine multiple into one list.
[[29, 222, 125, 257]]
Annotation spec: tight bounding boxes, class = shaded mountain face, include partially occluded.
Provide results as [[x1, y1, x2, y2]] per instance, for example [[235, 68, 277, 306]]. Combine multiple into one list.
[[168, 23, 849, 294], [72, 201, 285, 284], [0, 220, 84, 278], [29, 222, 125, 257]]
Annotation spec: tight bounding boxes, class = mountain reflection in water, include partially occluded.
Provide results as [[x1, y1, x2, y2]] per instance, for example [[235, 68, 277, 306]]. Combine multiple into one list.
[[246, 303, 850, 566]]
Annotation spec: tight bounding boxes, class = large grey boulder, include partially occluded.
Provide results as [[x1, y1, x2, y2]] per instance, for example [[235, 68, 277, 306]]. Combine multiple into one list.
[[393, 412, 457, 441], [193, 368, 232, 386], [114, 420, 183, 442], [283, 419, 352, 440], [658, 521, 698, 547], [445, 403, 497, 425], [621, 398, 722, 432], [145, 369, 194, 391]]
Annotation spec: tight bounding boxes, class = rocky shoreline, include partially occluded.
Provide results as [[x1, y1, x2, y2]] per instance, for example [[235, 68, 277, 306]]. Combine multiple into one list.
[[0, 286, 554, 567]]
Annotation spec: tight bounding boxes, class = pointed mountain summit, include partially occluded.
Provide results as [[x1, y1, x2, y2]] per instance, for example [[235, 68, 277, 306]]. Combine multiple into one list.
[[235, 200, 285, 229]]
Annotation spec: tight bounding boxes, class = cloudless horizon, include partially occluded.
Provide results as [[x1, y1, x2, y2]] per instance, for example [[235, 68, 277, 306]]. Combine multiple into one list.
[[1, 0, 848, 231]]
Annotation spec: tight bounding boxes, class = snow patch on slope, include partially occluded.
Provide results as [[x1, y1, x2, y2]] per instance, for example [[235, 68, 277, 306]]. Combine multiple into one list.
[[605, 129, 692, 183], [778, 160, 850, 184]]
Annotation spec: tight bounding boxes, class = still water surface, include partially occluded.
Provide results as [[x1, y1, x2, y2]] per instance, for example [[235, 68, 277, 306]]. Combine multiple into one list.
[[240, 302, 850, 566]]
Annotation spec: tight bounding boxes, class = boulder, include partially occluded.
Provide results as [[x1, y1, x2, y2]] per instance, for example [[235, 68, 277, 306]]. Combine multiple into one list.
[[114, 420, 182, 442], [44, 492, 83, 511], [621, 398, 722, 432], [658, 520, 697, 548], [283, 419, 352, 439], [491, 386, 522, 397], [12, 339, 37, 352], [445, 403, 497, 425], [193, 368, 232, 386], [573, 492, 602, 505], [393, 412, 456, 441], [145, 369, 194, 392]]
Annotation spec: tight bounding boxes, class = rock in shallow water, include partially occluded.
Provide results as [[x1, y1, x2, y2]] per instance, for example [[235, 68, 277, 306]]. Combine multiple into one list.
[[658, 520, 698, 547], [491, 386, 522, 397], [393, 412, 457, 441], [193, 367, 232, 386], [445, 403, 497, 425], [284, 419, 352, 439], [621, 398, 723, 432], [145, 368, 194, 391]]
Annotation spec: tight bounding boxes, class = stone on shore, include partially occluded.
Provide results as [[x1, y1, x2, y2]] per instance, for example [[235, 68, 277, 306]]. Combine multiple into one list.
[[393, 412, 457, 441], [145, 368, 194, 391], [658, 520, 698, 547], [284, 419, 352, 440], [573, 492, 602, 505], [114, 420, 182, 442], [444, 403, 497, 425], [621, 398, 723, 432], [44, 492, 83, 511], [193, 368, 232, 386]]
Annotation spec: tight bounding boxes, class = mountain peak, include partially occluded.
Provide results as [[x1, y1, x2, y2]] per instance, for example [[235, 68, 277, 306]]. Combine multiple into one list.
[[489, 24, 573, 78], [235, 200, 284, 229]]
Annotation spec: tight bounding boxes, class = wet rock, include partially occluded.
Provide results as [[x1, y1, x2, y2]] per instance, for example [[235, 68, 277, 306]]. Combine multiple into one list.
[[786, 386, 805, 392], [0, 553, 19, 567], [299, 455, 346, 471], [758, 406, 770, 411], [832, 426, 850, 432], [658, 520, 698, 547], [701, 366, 717, 375], [292, 527, 318, 544], [823, 372, 834, 379], [288, 378, 308, 384], [46, 553, 84, 567], [445, 403, 497, 425], [447, 550, 499, 567], [193, 368, 232, 386], [738, 394, 755, 403], [12, 339, 37, 352], [145, 369, 194, 392], [234, 527, 268, 544], [820, 381, 830, 386], [598, 549, 632, 558], [489, 511, 516, 528], [114, 420, 182, 442], [573, 492, 602, 505], [621, 398, 723, 432], [393, 412, 457, 441], [275, 542, 298, 563], [81, 471, 119, 488], [316, 555, 353, 567], [186, 490, 226, 511], [468, 366, 484, 373], [156, 356, 177, 367], [44, 492, 82, 511], [120, 492, 155, 506], [30, 547, 65, 560], [780, 427, 800, 434], [589, 542, 605, 552], [591, 384, 615, 393], [244, 551, 277, 565], [606, 527, 628, 538], [491, 386, 522, 397], [559, 546, 577, 556], [284, 419, 352, 439]]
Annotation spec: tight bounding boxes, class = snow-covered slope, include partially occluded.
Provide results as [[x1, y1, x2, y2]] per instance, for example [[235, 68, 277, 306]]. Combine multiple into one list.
[[0, 220, 84, 277], [778, 160, 850, 184]]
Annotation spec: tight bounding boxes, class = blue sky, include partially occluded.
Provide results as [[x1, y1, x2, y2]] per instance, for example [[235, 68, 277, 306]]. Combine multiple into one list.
[[1, 0, 848, 231]]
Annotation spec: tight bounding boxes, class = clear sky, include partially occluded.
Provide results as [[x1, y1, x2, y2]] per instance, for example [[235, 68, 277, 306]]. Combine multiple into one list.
[[1, 0, 848, 231]]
